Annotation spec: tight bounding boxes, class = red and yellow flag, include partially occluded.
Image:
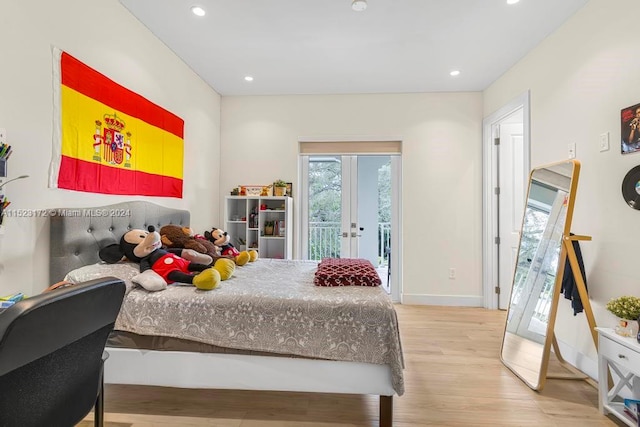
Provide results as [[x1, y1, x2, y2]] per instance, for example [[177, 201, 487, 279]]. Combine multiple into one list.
[[50, 48, 184, 198]]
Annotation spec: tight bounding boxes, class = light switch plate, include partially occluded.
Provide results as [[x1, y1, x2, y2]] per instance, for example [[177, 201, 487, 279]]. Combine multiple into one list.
[[599, 132, 610, 152], [0, 128, 6, 145], [568, 142, 576, 159]]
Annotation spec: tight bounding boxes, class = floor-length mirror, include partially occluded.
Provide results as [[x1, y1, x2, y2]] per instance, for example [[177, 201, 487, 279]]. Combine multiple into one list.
[[500, 159, 580, 391]]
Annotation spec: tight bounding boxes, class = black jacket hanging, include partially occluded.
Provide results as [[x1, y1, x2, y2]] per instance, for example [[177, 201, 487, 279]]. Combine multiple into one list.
[[560, 234, 588, 316]]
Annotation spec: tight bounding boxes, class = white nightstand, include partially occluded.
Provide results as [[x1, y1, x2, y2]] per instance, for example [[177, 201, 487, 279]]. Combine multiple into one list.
[[597, 327, 640, 426]]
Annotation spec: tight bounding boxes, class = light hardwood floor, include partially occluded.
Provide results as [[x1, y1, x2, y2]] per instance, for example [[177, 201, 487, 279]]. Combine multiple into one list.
[[80, 305, 625, 426]]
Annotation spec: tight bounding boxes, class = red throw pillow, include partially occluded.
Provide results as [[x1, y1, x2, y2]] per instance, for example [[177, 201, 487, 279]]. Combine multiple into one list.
[[314, 258, 382, 287]]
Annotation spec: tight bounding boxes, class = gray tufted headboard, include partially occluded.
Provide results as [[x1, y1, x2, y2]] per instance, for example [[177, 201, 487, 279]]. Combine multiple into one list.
[[49, 201, 190, 283]]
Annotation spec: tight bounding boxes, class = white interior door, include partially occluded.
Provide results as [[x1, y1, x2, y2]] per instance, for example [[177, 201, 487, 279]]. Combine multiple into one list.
[[482, 91, 530, 310], [497, 115, 527, 309]]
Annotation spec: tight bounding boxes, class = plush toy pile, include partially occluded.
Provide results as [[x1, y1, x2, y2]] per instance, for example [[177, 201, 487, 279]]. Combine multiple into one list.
[[99, 226, 221, 291], [97, 222, 262, 292], [159, 224, 236, 280]]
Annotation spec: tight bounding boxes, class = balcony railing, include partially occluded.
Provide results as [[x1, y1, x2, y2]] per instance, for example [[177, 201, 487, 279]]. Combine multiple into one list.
[[308, 221, 390, 267], [308, 222, 341, 260]]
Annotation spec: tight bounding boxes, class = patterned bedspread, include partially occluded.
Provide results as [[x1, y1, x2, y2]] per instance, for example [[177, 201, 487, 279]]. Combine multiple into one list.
[[114, 258, 404, 395]]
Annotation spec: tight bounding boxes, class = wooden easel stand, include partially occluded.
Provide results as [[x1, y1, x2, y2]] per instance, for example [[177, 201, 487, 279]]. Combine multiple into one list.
[[546, 234, 609, 389]]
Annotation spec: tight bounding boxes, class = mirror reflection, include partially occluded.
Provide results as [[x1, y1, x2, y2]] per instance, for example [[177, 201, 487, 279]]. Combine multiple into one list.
[[501, 160, 579, 391]]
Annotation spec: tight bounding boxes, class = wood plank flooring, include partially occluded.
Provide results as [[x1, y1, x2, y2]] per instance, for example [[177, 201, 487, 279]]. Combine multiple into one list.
[[80, 305, 625, 426]]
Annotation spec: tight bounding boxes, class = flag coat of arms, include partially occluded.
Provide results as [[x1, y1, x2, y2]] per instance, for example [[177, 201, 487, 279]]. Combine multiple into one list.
[[49, 48, 184, 198]]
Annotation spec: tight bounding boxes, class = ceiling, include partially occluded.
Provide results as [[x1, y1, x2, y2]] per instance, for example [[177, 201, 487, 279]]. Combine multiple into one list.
[[119, 0, 590, 97]]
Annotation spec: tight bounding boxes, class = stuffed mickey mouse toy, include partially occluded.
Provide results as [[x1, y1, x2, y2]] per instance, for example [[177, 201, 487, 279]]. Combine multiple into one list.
[[205, 227, 255, 266], [99, 225, 220, 291]]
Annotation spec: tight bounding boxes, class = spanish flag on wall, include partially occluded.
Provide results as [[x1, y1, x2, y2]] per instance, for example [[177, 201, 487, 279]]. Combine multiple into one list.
[[49, 48, 184, 198]]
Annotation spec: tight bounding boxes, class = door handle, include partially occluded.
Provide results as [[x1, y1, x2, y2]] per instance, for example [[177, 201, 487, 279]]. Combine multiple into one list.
[[342, 232, 348, 238]]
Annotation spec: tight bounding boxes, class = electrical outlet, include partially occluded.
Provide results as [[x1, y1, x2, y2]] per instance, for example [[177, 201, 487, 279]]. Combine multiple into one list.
[[0, 128, 6, 145], [599, 132, 610, 152], [449, 268, 455, 279], [568, 142, 576, 159]]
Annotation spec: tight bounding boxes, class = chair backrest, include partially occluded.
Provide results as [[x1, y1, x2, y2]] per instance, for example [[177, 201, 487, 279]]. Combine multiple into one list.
[[0, 277, 125, 427]]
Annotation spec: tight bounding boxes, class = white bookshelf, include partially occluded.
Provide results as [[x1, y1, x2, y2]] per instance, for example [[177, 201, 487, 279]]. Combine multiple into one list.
[[225, 196, 293, 259]]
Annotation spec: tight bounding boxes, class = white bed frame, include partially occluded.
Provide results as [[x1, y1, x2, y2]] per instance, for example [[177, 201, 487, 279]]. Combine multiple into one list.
[[49, 201, 396, 426], [105, 347, 395, 425]]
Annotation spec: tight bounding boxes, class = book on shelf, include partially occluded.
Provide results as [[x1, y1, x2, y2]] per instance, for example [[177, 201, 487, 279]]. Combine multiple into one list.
[[623, 398, 640, 423]]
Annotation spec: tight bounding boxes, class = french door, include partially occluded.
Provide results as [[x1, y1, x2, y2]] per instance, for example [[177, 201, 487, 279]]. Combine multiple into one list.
[[301, 154, 400, 297]]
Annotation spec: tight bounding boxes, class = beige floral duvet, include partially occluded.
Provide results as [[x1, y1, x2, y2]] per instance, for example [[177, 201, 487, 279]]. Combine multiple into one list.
[[114, 258, 405, 395]]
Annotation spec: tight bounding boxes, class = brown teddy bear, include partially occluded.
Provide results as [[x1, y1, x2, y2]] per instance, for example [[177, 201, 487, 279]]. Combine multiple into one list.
[[160, 224, 236, 280], [160, 224, 219, 259]]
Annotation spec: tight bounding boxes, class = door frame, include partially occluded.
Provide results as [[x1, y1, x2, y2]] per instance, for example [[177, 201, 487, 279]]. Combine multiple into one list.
[[341, 156, 357, 257], [298, 139, 402, 303], [482, 91, 531, 310]]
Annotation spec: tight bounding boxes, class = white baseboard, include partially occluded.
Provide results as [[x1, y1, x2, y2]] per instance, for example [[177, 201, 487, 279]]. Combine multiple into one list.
[[401, 294, 483, 307]]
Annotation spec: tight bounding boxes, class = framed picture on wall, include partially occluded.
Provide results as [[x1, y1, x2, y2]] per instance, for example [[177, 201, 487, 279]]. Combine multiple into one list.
[[286, 182, 293, 198], [621, 102, 640, 154]]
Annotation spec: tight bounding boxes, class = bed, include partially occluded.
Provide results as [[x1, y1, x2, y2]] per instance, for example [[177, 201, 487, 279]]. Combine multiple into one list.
[[49, 201, 404, 426]]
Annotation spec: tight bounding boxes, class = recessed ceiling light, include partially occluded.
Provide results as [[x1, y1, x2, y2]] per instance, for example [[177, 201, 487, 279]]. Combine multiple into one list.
[[351, 0, 367, 12], [506, 0, 520, 4], [450, 70, 461, 77], [244, 76, 254, 82], [191, 6, 206, 16]]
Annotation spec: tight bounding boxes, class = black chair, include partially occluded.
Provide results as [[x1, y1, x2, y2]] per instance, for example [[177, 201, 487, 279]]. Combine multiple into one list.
[[0, 277, 126, 427]]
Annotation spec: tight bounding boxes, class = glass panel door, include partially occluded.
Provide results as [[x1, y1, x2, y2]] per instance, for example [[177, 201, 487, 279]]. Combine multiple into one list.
[[306, 155, 343, 259], [302, 155, 393, 293]]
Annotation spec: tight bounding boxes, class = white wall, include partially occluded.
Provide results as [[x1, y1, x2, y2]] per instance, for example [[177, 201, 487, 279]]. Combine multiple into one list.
[[221, 93, 484, 304], [0, 0, 221, 296], [485, 0, 639, 370]]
